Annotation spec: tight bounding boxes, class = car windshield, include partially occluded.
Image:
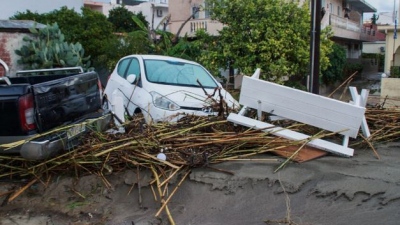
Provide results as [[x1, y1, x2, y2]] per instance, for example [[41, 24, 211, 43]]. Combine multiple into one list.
[[144, 59, 218, 88]]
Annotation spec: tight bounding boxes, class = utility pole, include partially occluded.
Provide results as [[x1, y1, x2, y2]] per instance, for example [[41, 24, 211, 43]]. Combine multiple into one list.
[[309, 0, 321, 94], [394, 11, 397, 67]]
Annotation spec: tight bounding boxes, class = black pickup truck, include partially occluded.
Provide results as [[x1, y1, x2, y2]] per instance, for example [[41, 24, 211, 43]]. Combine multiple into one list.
[[0, 59, 111, 160]]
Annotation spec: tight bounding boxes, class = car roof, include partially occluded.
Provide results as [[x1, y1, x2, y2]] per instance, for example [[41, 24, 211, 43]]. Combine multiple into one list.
[[122, 54, 199, 65]]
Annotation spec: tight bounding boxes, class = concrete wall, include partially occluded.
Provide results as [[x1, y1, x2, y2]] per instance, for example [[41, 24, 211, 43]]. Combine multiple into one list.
[[362, 41, 385, 54], [381, 78, 400, 109], [0, 32, 27, 76], [380, 25, 400, 74], [1, 0, 83, 20]]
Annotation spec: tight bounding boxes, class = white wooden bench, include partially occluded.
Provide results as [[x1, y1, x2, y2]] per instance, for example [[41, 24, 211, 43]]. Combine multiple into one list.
[[228, 69, 370, 157]]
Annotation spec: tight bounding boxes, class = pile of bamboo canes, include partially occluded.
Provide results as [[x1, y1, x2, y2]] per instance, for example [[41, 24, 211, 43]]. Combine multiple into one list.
[[0, 104, 398, 223]]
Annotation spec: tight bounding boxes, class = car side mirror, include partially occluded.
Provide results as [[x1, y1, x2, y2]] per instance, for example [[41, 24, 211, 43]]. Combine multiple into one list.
[[126, 74, 137, 84]]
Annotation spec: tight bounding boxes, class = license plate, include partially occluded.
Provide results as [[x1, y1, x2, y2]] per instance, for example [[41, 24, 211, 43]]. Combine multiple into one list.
[[67, 124, 86, 139]]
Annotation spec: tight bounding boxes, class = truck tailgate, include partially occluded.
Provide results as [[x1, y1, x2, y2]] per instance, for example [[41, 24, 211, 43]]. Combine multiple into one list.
[[33, 72, 101, 132]]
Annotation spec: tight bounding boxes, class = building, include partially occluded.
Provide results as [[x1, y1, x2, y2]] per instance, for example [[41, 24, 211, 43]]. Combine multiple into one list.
[[320, 0, 377, 61], [168, 0, 222, 37], [0, 20, 46, 76], [168, 0, 379, 60], [377, 3, 400, 75], [379, 25, 399, 74], [0, 0, 83, 20], [84, 0, 169, 31]]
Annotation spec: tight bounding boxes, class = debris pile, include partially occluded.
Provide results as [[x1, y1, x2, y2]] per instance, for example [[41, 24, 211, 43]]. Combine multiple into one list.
[[0, 104, 398, 223]]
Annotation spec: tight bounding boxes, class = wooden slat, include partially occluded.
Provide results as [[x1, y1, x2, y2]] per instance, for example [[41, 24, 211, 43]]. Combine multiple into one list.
[[227, 113, 354, 157], [239, 76, 365, 138]]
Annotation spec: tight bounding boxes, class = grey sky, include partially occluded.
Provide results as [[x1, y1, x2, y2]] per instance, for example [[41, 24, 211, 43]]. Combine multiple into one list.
[[365, 0, 398, 23], [367, 0, 396, 13]]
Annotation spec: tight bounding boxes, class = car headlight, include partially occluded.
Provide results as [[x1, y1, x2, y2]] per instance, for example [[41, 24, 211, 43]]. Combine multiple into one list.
[[150, 91, 180, 111]]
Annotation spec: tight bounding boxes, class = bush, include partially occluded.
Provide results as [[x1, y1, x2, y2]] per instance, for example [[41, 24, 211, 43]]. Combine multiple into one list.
[[321, 43, 346, 85], [390, 66, 400, 78], [343, 63, 363, 78]]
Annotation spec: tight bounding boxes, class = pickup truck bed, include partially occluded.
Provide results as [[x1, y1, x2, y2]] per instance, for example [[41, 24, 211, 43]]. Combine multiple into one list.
[[0, 64, 111, 160]]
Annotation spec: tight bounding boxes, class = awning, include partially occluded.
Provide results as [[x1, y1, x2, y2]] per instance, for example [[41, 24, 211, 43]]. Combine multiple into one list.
[[347, 0, 377, 13]]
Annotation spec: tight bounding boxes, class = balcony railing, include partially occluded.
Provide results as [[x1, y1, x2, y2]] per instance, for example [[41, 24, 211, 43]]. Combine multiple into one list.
[[330, 14, 360, 33], [171, 19, 223, 37], [190, 20, 208, 33]]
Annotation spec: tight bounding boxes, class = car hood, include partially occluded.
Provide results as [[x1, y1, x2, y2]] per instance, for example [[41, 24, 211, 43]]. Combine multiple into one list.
[[147, 84, 239, 109]]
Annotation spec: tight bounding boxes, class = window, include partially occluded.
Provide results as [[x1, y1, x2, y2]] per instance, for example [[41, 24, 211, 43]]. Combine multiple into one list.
[[117, 58, 140, 79], [117, 59, 131, 78], [337, 6, 340, 16], [144, 59, 217, 88], [157, 9, 163, 17], [204, 1, 211, 18], [126, 58, 140, 78], [192, 6, 200, 19], [329, 3, 333, 13]]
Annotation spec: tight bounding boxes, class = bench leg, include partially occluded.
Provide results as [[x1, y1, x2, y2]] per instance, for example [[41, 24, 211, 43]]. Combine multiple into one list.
[[349, 87, 371, 138], [342, 135, 349, 148]]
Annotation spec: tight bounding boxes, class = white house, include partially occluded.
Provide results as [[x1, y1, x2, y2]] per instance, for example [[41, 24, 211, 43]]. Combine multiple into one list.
[[84, 0, 169, 31], [362, 41, 386, 54]]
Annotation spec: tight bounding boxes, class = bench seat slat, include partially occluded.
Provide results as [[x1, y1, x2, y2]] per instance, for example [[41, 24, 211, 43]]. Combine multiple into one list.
[[239, 76, 365, 138], [227, 113, 354, 157]]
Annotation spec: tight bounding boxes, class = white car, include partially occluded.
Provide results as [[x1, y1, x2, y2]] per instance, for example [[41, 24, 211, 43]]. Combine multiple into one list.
[[103, 55, 240, 124]]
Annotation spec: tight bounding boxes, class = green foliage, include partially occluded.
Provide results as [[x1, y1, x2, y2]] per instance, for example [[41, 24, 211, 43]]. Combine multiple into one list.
[[390, 66, 400, 78], [108, 6, 149, 32], [95, 14, 156, 72], [11, 7, 84, 42], [79, 8, 114, 59], [10, 10, 44, 21], [11, 7, 114, 74], [321, 43, 346, 85], [15, 23, 91, 71], [98, 33, 152, 72], [203, 0, 333, 84], [343, 63, 363, 77], [362, 53, 385, 72]]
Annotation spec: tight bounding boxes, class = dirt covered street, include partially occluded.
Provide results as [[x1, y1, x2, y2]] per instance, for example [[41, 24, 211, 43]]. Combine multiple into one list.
[[1, 141, 400, 225]]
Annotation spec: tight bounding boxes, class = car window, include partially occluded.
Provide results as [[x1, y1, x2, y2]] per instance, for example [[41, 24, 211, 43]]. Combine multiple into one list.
[[126, 58, 140, 77], [117, 59, 131, 78], [144, 59, 217, 88]]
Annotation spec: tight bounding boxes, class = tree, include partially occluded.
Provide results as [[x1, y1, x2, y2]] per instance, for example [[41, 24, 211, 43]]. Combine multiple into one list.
[[108, 5, 149, 32], [11, 7, 116, 76], [204, 0, 333, 86], [321, 43, 346, 85], [78, 8, 114, 60], [11, 7, 84, 42]]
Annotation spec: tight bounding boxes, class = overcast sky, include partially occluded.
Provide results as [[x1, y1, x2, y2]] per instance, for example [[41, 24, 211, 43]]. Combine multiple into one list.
[[368, 0, 396, 13], [365, 0, 398, 24]]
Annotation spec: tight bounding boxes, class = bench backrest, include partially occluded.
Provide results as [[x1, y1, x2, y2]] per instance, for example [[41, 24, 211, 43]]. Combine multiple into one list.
[[239, 76, 365, 138]]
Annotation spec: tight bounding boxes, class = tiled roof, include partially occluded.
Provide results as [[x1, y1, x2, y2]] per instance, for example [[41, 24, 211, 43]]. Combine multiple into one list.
[[0, 20, 46, 29]]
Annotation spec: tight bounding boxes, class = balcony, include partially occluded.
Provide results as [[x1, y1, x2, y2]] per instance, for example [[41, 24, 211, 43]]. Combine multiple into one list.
[[149, 0, 168, 8], [171, 19, 224, 37], [330, 14, 361, 33], [360, 26, 379, 42]]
